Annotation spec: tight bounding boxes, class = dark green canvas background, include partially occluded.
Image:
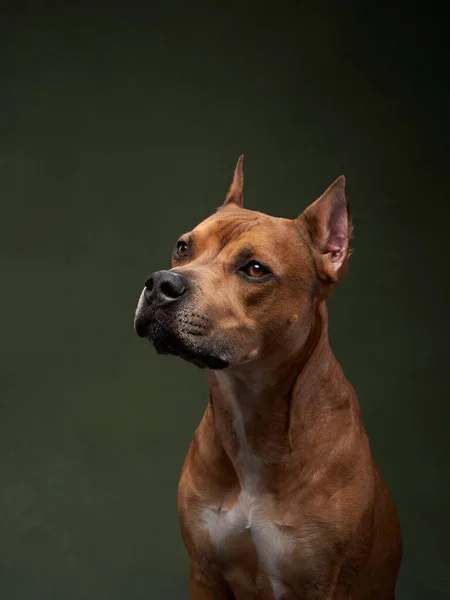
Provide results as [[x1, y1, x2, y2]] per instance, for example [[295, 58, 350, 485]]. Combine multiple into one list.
[[1, 2, 449, 599]]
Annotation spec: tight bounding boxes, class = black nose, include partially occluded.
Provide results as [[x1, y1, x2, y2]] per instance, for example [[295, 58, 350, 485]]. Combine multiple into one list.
[[144, 270, 189, 306]]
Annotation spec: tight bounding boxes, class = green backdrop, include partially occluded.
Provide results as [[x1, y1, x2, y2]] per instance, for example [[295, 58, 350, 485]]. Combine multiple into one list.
[[1, 2, 449, 599]]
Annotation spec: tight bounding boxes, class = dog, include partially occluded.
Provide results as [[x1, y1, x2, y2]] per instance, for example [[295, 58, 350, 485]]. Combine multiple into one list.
[[134, 156, 402, 599]]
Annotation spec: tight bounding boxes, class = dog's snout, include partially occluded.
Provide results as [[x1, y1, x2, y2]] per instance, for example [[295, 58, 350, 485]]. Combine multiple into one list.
[[144, 270, 189, 306]]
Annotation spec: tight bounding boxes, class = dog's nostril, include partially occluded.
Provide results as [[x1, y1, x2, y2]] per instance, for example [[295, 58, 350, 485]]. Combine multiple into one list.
[[160, 280, 185, 299], [146, 270, 189, 304]]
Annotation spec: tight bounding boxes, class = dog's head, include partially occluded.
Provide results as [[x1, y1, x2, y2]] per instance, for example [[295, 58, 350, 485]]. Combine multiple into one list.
[[134, 156, 352, 369]]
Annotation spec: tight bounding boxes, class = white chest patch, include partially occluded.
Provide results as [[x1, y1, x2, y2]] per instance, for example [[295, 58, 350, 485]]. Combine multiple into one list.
[[202, 374, 293, 598], [202, 491, 293, 598]]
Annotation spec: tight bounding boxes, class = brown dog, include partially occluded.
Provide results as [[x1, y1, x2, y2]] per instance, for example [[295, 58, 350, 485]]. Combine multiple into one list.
[[134, 157, 402, 599]]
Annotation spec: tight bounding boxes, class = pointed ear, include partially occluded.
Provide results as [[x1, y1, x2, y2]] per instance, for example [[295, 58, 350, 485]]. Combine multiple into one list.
[[298, 176, 353, 283], [223, 155, 244, 207]]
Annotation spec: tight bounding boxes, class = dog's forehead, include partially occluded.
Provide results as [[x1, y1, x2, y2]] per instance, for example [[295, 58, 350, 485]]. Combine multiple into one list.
[[190, 208, 293, 252]]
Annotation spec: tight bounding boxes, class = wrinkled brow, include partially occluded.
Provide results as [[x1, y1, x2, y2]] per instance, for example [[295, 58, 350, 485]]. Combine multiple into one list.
[[233, 245, 256, 264], [214, 216, 260, 249]]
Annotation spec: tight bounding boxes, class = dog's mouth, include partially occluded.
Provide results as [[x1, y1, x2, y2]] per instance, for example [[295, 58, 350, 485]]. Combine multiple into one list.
[[135, 305, 231, 370]]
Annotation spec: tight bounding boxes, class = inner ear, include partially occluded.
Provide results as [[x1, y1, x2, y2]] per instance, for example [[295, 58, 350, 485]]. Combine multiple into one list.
[[323, 200, 349, 258], [298, 175, 352, 283]]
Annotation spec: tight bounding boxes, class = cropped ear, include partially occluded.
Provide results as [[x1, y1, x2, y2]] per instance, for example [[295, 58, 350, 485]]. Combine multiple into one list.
[[223, 155, 244, 207], [298, 176, 352, 283]]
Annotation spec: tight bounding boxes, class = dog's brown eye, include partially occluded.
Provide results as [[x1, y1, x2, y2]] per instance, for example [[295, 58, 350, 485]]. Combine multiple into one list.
[[242, 261, 269, 279], [176, 241, 189, 258]]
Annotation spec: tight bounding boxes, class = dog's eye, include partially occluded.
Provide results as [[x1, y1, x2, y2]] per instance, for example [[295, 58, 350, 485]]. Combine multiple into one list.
[[241, 261, 269, 279], [176, 241, 189, 259]]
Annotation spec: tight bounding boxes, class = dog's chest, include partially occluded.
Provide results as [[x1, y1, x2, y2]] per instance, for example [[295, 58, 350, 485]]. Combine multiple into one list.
[[196, 376, 295, 597], [201, 490, 293, 598]]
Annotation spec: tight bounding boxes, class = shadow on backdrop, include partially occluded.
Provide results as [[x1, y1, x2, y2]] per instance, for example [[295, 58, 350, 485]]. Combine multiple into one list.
[[1, 2, 449, 599]]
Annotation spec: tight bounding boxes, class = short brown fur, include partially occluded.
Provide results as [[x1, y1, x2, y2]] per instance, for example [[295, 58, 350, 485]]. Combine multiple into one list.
[[135, 157, 402, 599]]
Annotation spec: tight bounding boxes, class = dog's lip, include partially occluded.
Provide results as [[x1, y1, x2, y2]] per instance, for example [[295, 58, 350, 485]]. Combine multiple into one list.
[[134, 313, 208, 341], [134, 304, 231, 369], [135, 300, 209, 335], [146, 324, 230, 369], [150, 330, 230, 369]]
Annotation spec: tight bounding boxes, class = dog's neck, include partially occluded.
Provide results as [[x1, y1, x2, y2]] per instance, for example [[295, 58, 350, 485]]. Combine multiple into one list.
[[208, 302, 336, 491]]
